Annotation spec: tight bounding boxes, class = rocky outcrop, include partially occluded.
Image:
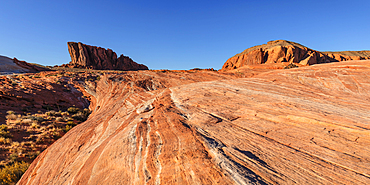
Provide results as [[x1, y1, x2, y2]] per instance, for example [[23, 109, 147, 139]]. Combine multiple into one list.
[[0, 71, 89, 125], [12, 58, 51, 72], [323, 51, 370, 61], [222, 40, 370, 70], [64, 42, 148, 71], [0, 55, 50, 75], [19, 61, 370, 184]]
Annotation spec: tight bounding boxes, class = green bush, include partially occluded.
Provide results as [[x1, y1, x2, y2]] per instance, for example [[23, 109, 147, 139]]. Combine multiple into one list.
[[28, 116, 44, 123], [67, 107, 79, 114], [284, 63, 299, 69], [0, 125, 12, 138], [63, 125, 74, 133], [71, 108, 91, 122], [0, 161, 30, 185]]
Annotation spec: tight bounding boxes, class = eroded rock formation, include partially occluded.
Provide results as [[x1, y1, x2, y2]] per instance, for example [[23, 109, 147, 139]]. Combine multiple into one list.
[[64, 42, 148, 71], [0, 55, 50, 75], [222, 40, 370, 70], [18, 61, 370, 184]]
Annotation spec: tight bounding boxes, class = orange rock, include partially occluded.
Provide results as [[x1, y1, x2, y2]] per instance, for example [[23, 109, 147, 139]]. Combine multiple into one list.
[[222, 40, 370, 71], [64, 42, 148, 71], [18, 61, 370, 184]]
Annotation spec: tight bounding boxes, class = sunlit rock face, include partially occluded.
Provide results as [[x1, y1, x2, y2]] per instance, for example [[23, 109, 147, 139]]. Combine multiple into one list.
[[19, 61, 370, 184], [65, 42, 148, 71], [222, 40, 370, 71]]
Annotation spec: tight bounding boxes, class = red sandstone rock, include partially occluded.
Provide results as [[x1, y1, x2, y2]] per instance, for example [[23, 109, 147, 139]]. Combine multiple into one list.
[[12, 58, 51, 72], [18, 61, 370, 184], [0, 55, 50, 74], [222, 40, 370, 71], [65, 42, 148, 71], [0, 72, 89, 125]]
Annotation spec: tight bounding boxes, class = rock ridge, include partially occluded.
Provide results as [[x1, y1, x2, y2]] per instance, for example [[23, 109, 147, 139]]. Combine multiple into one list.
[[222, 40, 370, 70], [18, 61, 370, 184], [0, 55, 50, 75], [63, 42, 148, 71]]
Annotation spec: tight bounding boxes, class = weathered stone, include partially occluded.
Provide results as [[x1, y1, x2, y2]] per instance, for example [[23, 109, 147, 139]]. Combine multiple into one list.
[[222, 40, 370, 71], [65, 42, 148, 71], [0, 55, 50, 75], [18, 60, 370, 184]]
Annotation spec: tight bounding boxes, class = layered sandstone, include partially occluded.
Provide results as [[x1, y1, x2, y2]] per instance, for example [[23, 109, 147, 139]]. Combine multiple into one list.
[[222, 40, 370, 70], [18, 61, 370, 184], [323, 50, 370, 61], [0, 55, 50, 75], [64, 42, 148, 70]]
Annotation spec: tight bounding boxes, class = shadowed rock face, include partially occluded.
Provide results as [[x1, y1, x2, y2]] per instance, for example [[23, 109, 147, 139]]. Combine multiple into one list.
[[222, 40, 370, 70], [0, 55, 50, 75], [19, 61, 370, 184], [65, 42, 148, 71]]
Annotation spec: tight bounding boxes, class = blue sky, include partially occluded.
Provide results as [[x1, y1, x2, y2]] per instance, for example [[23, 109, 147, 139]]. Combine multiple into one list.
[[0, 0, 369, 70]]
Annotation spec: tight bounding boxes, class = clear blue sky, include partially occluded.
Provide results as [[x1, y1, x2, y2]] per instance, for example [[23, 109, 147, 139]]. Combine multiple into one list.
[[0, 0, 369, 70]]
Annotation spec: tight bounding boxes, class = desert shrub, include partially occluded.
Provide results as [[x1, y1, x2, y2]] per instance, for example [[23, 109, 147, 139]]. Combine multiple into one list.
[[40, 126, 47, 131], [66, 121, 76, 127], [54, 111, 62, 116], [67, 107, 79, 114], [30, 123, 39, 129], [5, 114, 17, 121], [71, 112, 84, 121], [284, 63, 299, 69], [0, 137, 12, 144], [0, 125, 12, 138], [21, 119, 33, 125], [11, 142, 20, 148], [52, 131, 61, 139], [63, 125, 73, 133], [25, 151, 40, 160], [8, 154, 18, 163], [6, 111, 14, 115], [55, 117, 64, 122], [71, 108, 91, 122], [46, 110, 56, 116], [29, 116, 44, 123], [0, 161, 30, 185]]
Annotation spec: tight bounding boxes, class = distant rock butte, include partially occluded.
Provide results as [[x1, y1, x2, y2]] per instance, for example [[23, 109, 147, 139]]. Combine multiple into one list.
[[222, 40, 370, 70], [18, 61, 370, 184], [63, 42, 148, 71]]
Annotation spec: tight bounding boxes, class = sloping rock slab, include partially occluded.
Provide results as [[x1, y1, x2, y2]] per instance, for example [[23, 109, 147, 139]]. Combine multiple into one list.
[[19, 61, 370, 184]]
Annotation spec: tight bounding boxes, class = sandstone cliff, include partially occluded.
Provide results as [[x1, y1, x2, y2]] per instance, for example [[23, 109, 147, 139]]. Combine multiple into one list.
[[18, 61, 370, 184], [222, 40, 370, 70], [64, 42, 148, 71]]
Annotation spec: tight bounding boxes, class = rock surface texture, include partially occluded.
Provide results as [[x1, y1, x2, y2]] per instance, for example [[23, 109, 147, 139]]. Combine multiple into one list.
[[19, 61, 370, 184], [222, 40, 370, 70], [0, 55, 50, 75], [65, 42, 148, 70], [0, 71, 89, 125]]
